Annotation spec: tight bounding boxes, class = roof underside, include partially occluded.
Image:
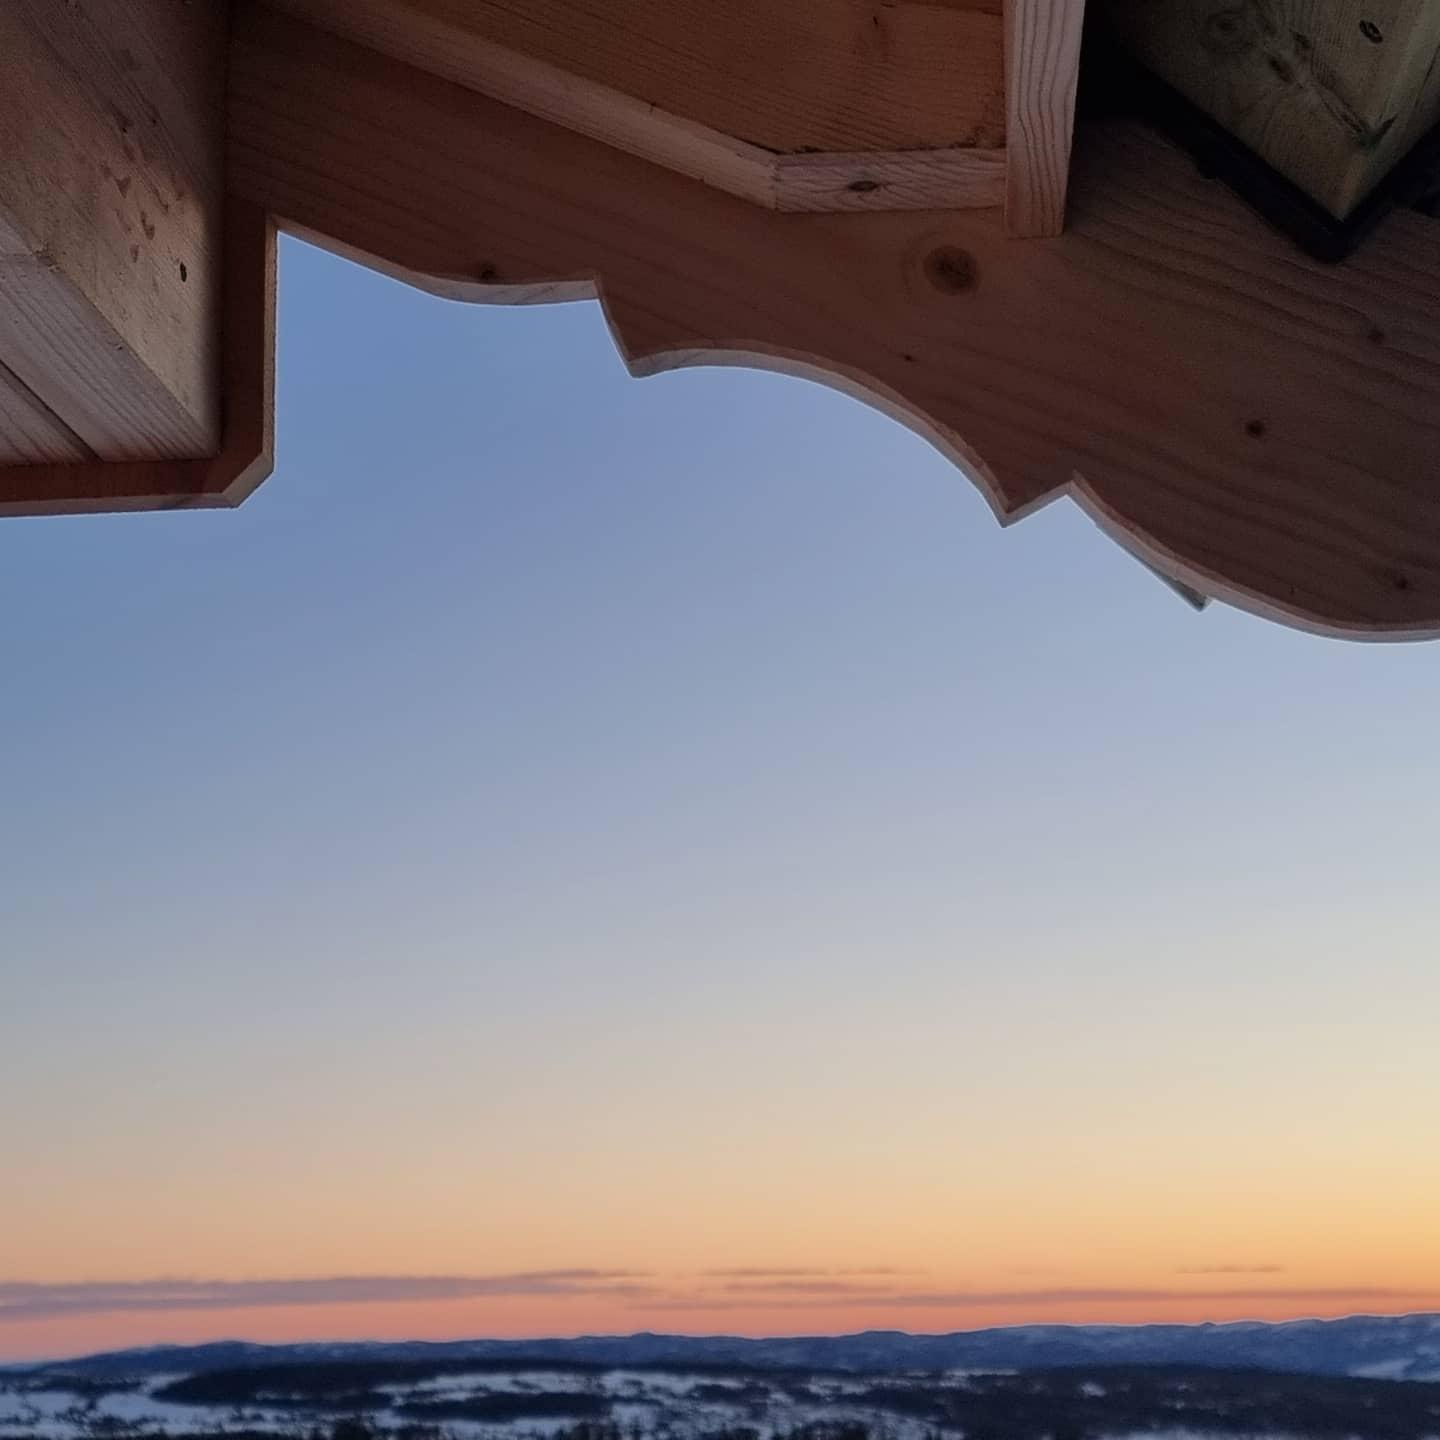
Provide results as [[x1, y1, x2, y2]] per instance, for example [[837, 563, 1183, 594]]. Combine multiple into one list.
[[1, 0, 1438, 639]]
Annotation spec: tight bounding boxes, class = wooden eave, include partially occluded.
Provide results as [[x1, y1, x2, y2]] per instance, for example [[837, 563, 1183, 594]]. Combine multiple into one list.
[[1, 0, 1438, 640]]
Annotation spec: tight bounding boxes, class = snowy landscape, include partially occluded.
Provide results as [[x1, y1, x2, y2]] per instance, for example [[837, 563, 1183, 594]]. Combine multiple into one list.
[[5, 1317, 1440, 1440]]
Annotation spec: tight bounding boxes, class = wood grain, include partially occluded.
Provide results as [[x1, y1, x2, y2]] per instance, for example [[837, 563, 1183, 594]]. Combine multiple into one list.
[[269, 0, 1007, 156], [1005, 0, 1087, 235], [7, 4, 1437, 639], [1104, 0, 1440, 218], [0, 202, 275, 515], [267, 0, 1008, 212], [774, 149, 1005, 212], [0, 361, 92, 466], [219, 6, 1440, 639], [0, 0, 228, 460]]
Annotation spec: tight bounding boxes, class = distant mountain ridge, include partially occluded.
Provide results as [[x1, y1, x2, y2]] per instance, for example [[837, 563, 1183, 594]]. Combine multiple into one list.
[[13, 1312, 1440, 1383]]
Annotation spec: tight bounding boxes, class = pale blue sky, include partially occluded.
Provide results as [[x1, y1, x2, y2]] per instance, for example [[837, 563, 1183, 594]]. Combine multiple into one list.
[[2, 237, 1438, 1359]]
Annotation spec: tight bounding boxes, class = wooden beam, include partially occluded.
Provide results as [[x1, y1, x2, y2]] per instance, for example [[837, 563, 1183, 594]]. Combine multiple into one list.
[[1104, 0, 1440, 220], [1004, 0, 1087, 236], [265, 0, 1007, 212], [0, 202, 276, 516], [221, 5, 1440, 640], [0, 0, 228, 461]]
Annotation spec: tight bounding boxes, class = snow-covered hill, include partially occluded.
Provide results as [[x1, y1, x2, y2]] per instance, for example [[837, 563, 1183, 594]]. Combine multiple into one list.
[[14, 1311, 1440, 1383]]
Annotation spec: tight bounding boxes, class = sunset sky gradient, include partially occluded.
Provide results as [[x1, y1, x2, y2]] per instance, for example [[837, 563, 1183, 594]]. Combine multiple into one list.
[[2, 239, 1438, 1363]]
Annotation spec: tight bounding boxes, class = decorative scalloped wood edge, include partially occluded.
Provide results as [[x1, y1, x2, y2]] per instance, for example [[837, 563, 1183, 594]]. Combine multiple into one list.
[[221, 7, 1440, 640], [4, 6, 1440, 644], [0, 202, 274, 517]]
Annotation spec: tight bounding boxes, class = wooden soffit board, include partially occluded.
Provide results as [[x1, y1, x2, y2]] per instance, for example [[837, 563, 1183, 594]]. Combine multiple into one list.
[[264, 0, 1012, 212], [2, 2, 1440, 643]]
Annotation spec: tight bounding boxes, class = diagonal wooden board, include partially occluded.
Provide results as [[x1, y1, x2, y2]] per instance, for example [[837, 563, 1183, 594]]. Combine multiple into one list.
[[265, 0, 1010, 214]]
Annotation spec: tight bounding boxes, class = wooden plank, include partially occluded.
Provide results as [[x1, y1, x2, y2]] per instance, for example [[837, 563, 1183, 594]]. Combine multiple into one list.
[[0, 0, 227, 460], [269, 0, 1007, 156], [774, 149, 1006, 213], [0, 362, 92, 466], [1104, 0, 1440, 219], [267, 0, 1006, 212], [0, 249, 218, 459], [274, 0, 1014, 214], [1005, 0, 1087, 235], [0, 202, 275, 515], [267, 0, 778, 207], [224, 6, 1440, 640]]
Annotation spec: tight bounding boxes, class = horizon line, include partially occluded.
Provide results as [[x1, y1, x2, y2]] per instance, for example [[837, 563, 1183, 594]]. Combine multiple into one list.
[[8, 1306, 1440, 1371]]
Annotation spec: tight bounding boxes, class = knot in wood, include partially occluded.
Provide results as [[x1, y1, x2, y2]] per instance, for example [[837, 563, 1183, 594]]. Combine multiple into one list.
[[923, 245, 978, 295]]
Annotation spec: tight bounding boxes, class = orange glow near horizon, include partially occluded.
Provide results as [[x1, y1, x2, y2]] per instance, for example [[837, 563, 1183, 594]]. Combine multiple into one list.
[[8, 1009, 1440, 1363], [8, 1270, 1440, 1362], [7, 1061, 1440, 1361]]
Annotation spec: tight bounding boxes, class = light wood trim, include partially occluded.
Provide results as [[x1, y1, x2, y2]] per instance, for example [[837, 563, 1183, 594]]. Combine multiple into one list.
[[265, 0, 777, 207], [0, 0, 227, 459], [775, 150, 1005, 213], [264, 0, 1006, 213], [0, 201, 275, 515], [266, 0, 1006, 154], [217, 7, 1440, 640], [1004, 0, 1087, 235]]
